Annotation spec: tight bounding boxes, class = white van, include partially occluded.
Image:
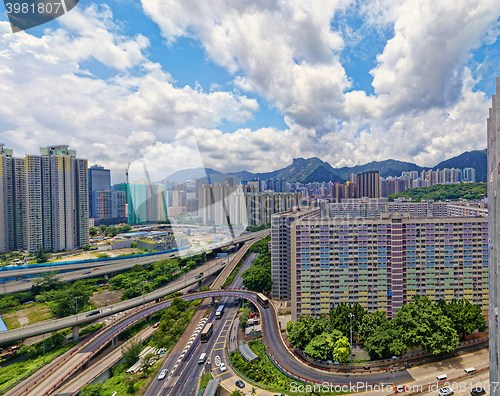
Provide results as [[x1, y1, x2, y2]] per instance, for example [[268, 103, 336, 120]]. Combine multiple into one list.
[[198, 353, 207, 364], [464, 367, 476, 374], [436, 374, 448, 381]]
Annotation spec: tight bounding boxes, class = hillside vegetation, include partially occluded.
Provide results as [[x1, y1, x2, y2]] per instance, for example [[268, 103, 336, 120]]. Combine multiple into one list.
[[388, 183, 486, 202]]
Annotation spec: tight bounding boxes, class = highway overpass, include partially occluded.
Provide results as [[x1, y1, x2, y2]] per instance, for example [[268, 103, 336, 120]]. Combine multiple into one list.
[[0, 237, 262, 344], [13, 288, 412, 396], [0, 229, 269, 294]]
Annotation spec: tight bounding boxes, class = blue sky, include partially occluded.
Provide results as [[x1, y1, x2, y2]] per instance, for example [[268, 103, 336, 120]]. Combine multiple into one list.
[[0, 0, 499, 179]]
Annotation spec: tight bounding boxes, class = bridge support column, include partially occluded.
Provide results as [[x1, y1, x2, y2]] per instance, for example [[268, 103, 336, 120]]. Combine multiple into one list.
[[146, 314, 152, 323], [211, 296, 215, 305], [72, 325, 79, 342]]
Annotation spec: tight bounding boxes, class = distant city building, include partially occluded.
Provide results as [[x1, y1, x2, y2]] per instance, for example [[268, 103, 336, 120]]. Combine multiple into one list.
[[88, 164, 111, 218], [168, 206, 187, 218], [463, 168, 476, 183], [92, 190, 127, 226], [0, 145, 88, 252], [357, 170, 380, 198]]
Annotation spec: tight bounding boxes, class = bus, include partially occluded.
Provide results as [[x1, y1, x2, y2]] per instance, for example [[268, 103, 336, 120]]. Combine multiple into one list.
[[215, 305, 225, 319], [256, 293, 269, 308], [200, 322, 213, 343]]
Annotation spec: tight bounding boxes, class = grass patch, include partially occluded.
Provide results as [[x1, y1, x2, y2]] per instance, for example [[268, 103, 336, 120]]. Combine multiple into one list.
[[199, 372, 213, 390], [2, 303, 53, 330], [221, 252, 249, 288], [0, 341, 76, 393], [230, 339, 347, 396]]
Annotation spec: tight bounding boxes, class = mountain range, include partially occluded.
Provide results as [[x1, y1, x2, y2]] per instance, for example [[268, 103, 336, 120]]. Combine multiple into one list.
[[164, 149, 487, 185]]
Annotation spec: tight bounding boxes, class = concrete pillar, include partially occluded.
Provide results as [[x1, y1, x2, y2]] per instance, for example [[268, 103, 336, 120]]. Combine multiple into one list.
[[146, 314, 152, 323], [211, 296, 215, 305], [73, 325, 79, 342]]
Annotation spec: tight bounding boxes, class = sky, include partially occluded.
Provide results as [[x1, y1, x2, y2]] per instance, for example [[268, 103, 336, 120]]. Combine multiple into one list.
[[0, 0, 499, 183]]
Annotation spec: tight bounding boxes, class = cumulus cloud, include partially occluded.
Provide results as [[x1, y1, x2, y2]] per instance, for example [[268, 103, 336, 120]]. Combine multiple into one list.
[[0, 5, 259, 175], [0, 0, 499, 180], [139, 0, 499, 171]]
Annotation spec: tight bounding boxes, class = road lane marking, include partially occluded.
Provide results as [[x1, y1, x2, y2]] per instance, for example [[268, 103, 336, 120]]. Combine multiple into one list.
[[214, 371, 228, 377], [221, 376, 234, 384], [213, 348, 224, 351]]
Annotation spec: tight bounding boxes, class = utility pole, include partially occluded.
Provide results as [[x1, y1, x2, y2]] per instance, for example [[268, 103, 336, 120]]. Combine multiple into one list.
[[349, 312, 354, 370]]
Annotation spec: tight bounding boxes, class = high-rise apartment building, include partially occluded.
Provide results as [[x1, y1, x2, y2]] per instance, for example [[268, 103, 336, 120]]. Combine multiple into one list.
[[88, 165, 111, 218], [92, 190, 126, 225], [356, 170, 380, 198], [0, 145, 89, 253], [487, 76, 500, 387], [0, 145, 14, 252], [198, 183, 303, 226], [291, 213, 488, 321], [270, 207, 320, 300], [463, 168, 476, 183]]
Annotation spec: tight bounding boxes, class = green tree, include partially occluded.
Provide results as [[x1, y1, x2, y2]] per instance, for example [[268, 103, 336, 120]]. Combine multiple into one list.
[[438, 298, 487, 339], [122, 336, 142, 367], [231, 390, 244, 396], [50, 280, 93, 317], [33, 272, 59, 293], [332, 336, 351, 362], [35, 247, 50, 263], [328, 302, 367, 337], [81, 383, 104, 396], [89, 227, 98, 236], [140, 352, 156, 375], [303, 330, 343, 360], [358, 311, 396, 359], [98, 224, 107, 233], [391, 295, 459, 355], [287, 315, 330, 350]]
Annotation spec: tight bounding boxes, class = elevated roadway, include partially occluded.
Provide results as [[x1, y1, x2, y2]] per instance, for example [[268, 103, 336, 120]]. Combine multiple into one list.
[[0, 237, 262, 345], [14, 289, 413, 396], [0, 229, 269, 294]]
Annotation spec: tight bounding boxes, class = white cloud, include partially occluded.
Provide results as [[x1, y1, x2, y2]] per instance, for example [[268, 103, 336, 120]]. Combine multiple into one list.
[[0, 0, 499, 181], [140, 0, 499, 171], [0, 5, 259, 176]]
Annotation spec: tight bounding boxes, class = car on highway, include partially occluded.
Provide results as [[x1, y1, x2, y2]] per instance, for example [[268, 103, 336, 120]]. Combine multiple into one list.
[[158, 369, 168, 380], [83, 271, 91, 275], [86, 310, 101, 317], [153, 322, 160, 328], [470, 388, 486, 396], [235, 380, 245, 388], [219, 363, 227, 372], [394, 385, 410, 393], [438, 387, 454, 396]]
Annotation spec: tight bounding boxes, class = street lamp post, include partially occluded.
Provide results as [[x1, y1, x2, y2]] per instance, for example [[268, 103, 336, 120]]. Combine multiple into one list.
[[349, 313, 354, 370]]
